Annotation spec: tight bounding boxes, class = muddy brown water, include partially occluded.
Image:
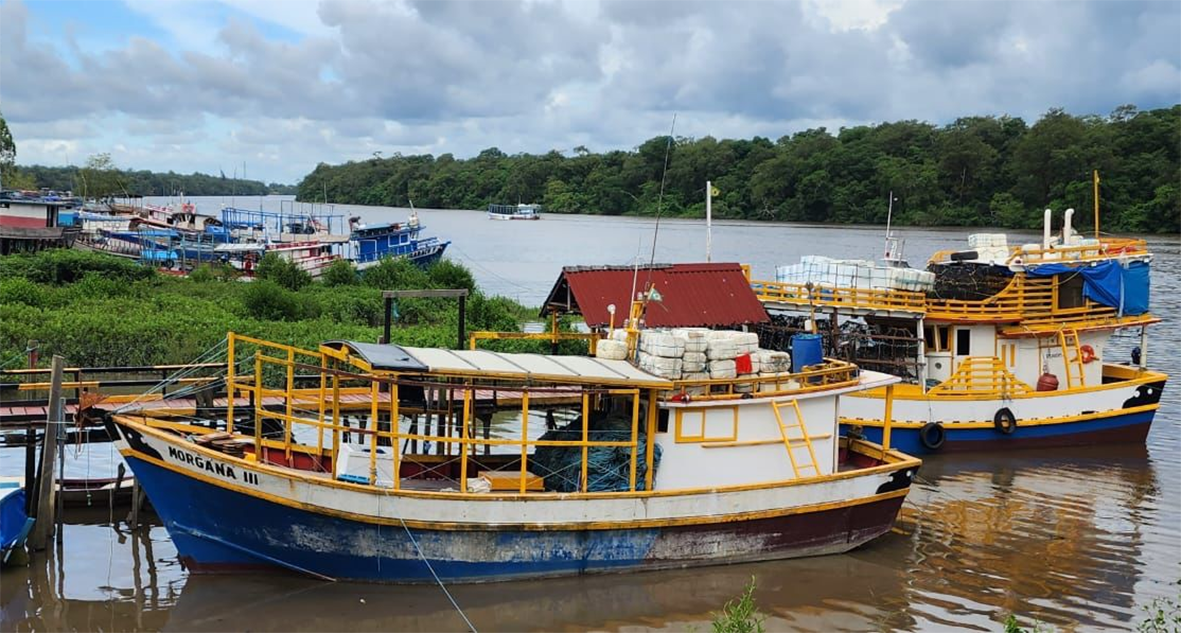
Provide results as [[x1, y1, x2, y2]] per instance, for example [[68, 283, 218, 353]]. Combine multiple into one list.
[[2, 202, 1177, 631]]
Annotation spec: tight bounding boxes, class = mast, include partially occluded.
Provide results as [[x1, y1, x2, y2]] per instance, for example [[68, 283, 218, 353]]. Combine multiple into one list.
[[1093, 170, 1100, 239]]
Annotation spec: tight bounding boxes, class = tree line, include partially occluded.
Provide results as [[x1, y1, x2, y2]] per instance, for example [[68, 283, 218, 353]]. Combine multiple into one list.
[[297, 105, 1179, 233], [14, 159, 296, 197]]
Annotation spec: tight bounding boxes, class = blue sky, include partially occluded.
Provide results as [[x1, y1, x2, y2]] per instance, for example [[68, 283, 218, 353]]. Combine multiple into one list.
[[2, 0, 1179, 184]]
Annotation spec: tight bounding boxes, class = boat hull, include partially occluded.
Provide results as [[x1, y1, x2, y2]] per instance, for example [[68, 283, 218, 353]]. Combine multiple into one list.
[[124, 454, 907, 583], [851, 408, 1156, 455], [842, 372, 1166, 454]]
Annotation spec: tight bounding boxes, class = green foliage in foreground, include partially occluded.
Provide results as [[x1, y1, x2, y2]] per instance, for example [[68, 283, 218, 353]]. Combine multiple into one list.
[[711, 577, 766, 633], [299, 104, 1179, 233], [0, 250, 541, 368]]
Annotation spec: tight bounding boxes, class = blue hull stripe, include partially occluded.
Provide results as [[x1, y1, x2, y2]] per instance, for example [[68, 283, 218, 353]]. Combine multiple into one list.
[[850, 409, 1156, 455]]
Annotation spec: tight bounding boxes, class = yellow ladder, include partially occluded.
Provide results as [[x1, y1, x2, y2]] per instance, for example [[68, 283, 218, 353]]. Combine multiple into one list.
[[1057, 328, 1086, 387], [771, 399, 820, 479]]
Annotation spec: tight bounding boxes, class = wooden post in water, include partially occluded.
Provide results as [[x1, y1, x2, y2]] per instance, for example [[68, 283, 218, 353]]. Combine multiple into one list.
[[29, 355, 64, 551]]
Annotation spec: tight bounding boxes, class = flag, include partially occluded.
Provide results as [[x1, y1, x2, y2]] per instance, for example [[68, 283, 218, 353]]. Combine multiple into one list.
[[710, 185, 720, 197]]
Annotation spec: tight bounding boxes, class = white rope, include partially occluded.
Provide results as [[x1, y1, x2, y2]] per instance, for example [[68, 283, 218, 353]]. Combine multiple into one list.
[[397, 516, 477, 633], [112, 338, 229, 414]]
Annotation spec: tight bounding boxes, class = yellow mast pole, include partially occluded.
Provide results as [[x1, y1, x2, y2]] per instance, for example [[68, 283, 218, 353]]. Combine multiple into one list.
[[1093, 170, 1100, 240]]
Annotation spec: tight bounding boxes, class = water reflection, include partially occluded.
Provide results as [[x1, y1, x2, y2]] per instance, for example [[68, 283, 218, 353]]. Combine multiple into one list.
[[0, 440, 1170, 632]]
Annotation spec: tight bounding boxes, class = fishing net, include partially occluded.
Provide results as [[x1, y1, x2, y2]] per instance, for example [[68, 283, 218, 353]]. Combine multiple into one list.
[[531, 409, 662, 492], [926, 263, 1013, 301]]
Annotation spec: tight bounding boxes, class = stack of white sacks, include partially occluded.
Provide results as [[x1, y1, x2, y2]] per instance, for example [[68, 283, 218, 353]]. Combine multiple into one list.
[[967, 233, 1012, 264], [596, 328, 794, 394], [775, 255, 935, 293]]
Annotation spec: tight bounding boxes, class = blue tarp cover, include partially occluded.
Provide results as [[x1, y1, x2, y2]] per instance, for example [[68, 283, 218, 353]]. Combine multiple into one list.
[[1027, 260, 1150, 316]]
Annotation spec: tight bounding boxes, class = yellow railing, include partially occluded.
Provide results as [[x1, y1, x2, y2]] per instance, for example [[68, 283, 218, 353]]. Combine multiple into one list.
[[927, 356, 1032, 398], [927, 238, 1148, 267], [751, 279, 927, 313], [667, 360, 861, 401], [223, 332, 655, 495]]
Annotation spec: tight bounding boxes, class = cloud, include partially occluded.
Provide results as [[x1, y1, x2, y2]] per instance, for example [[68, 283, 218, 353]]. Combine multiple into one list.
[[0, 0, 1177, 183]]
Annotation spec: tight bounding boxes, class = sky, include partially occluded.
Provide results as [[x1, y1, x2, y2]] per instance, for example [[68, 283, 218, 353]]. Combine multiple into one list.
[[1, 0, 1179, 185]]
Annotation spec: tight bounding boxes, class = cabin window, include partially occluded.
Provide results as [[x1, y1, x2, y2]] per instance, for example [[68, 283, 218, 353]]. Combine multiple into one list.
[[924, 325, 951, 352], [657, 408, 670, 433], [955, 329, 971, 356], [675, 407, 738, 443]]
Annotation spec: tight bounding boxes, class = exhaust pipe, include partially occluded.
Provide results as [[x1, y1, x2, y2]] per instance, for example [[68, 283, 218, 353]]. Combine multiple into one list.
[[1043, 208, 1053, 249], [1063, 208, 1075, 245]]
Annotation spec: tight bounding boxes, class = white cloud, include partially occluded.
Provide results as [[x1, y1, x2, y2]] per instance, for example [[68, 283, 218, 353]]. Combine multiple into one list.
[[0, 0, 1177, 183]]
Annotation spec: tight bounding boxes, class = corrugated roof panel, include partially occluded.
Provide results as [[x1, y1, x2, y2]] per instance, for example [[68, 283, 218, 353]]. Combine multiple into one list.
[[546, 263, 769, 328], [397, 347, 672, 388]]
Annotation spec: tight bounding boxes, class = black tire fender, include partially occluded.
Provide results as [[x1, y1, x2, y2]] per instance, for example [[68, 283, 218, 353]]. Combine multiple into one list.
[[919, 422, 946, 451], [994, 407, 1017, 435]]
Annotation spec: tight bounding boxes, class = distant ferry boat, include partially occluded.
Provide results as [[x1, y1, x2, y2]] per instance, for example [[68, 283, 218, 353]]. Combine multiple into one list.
[[488, 203, 541, 220]]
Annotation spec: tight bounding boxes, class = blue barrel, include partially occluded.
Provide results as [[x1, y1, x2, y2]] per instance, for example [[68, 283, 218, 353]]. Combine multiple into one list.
[[791, 334, 824, 373]]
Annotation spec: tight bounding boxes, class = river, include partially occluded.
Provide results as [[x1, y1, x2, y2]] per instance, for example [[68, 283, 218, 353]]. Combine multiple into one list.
[[1, 196, 1177, 632]]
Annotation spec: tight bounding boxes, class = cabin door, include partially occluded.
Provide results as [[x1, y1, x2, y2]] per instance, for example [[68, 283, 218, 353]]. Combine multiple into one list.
[[924, 325, 953, 385]]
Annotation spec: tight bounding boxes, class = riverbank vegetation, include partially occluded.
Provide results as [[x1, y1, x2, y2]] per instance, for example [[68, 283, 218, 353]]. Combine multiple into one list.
[[298, 105, 1179, 233], [0, 250, 534, 368], [15, 158, 296, 197]]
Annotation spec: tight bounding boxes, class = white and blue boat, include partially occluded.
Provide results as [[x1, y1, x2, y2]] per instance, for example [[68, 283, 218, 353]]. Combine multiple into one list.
[[107, 324, 919, 583], [348, 212, 449, 270], [488, 203, 541, 220]]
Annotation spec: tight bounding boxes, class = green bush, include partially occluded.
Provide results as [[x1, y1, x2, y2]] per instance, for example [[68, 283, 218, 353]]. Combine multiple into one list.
[[712, 577, 765, 633], [362, 256, 430, 290], [0, 249, 155, 284], [242, 280, 305, 321], [427, 259, 476, 293], [0, 277, 46, 307], [321, 258, 357, 287], [255, 252, 312, 291]]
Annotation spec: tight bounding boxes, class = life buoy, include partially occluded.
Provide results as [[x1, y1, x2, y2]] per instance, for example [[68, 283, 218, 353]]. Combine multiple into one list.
[[994, 407, 1017, 435], [1080, 344, 1096, 364], [919, 422, 946, 451]]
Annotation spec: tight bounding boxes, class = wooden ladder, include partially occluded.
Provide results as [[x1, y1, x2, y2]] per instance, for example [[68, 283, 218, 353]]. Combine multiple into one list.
[[771, 399, 820, 479], [1057, 327, 1086, 387]]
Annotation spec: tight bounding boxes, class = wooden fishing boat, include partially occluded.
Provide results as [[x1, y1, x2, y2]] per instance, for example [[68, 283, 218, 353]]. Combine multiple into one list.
[[348, 211, 449, 270], [752, 208, 1167, 454], [488, 203, 541, 220], [107, 327, 919, 583]]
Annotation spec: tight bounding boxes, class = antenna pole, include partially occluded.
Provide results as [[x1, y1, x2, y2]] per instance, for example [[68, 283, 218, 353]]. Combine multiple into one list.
[[884, 190, 894, 258], [1093, 170, 1100, 239], [705, 179, 712, 262]]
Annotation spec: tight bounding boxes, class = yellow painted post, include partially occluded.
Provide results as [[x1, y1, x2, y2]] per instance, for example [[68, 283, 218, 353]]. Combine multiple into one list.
[[331, 369, 341, 465], [520, 391, 530, 494], [391, 381, 400, 490], [580, 392, 590, 493], [1093, 170, 1100, 240], [226, 334, 236, 434], [881, 383, 895, 458], [316, 354, 327, 456], [459, 385, 472, 493], [253, 351, 263, 459], [629, 389, 640, 491], [369, 381, 379, 485], [644, 390, 657, 491], [285, 348, 295, 462]]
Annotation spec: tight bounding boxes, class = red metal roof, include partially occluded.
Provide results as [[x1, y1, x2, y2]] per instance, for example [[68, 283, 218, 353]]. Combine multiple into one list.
[[542, 263, 769, 328]]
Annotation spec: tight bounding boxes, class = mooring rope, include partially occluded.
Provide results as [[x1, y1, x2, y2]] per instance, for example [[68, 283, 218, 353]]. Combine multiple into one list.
[[397, 516, 477, 633]]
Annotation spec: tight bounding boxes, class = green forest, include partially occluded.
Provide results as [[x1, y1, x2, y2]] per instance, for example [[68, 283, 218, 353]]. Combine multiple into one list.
[[297, 105, 1180, 233], [13, 162, 296, 197]]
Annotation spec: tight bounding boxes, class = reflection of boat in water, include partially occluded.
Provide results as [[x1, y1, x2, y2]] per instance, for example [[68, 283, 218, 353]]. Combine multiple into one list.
[[754, 208, 1167, 454], [109, 311, 918, 582]]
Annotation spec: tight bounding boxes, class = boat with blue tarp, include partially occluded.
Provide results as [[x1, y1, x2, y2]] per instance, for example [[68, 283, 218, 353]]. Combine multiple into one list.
[[752, 207, 1167, 454], [1, 477, 32, 564]]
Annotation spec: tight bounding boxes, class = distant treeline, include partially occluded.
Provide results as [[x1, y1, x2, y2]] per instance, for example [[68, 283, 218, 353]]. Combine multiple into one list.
[[297, 105, 1179, 233], [15, 164, 297, 197]]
